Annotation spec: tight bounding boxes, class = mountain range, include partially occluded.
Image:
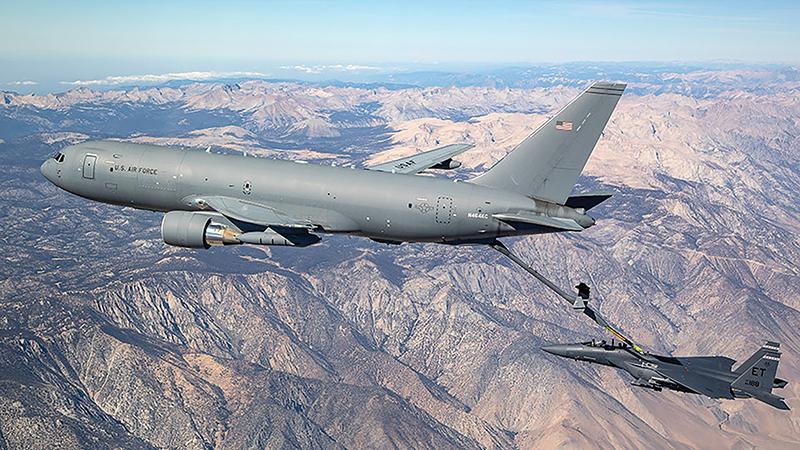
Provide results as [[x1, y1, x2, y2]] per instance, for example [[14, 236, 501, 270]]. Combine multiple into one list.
[[1, 64, 799, 449]]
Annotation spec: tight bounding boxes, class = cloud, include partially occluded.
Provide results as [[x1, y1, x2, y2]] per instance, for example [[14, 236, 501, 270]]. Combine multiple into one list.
[[280, 64, 384, 74], [4, 80, 38, 86], [60, 71, 268, 86]]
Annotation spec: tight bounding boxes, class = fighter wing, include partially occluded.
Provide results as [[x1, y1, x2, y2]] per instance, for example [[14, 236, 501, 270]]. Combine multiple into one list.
[[368, 144, 473, 174], [655, 364, 735, 399], [678, 356, 737, 372], [201, 196, 315, 229]]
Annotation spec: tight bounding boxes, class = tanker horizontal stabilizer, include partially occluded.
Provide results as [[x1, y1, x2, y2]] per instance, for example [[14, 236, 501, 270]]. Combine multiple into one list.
[[492, 212, 585, 231], [564, 191, 614, 210]]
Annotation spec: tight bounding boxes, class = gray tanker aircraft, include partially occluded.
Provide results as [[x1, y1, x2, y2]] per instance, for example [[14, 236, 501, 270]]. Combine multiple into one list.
[[40, 82, 624, 248]]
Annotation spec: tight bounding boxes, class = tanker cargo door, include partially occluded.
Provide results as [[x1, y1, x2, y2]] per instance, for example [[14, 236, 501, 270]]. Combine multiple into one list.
[[82, 154, 96, 179], [435, 196, 453, 225]]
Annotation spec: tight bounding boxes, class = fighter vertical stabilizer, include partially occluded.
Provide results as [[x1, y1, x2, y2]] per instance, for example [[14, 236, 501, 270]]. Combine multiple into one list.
[[732, 348, 789, 410]]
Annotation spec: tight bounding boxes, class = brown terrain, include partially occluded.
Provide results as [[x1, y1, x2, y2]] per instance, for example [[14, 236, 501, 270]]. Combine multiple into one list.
[[1, 66, 799, 448]]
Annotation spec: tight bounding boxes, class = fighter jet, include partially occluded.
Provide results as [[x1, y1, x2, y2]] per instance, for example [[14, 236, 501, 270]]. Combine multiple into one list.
[[40, 83, 624, 249], [491, 254, 792, 411], [543, 340, 790, 410]]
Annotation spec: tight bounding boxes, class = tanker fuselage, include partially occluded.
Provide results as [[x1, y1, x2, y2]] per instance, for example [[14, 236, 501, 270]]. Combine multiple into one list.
[[41, 141, 595, 245]]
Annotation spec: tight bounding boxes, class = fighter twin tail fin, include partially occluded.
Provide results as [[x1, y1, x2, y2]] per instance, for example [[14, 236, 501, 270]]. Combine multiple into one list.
[[732, 342, 789, 410]]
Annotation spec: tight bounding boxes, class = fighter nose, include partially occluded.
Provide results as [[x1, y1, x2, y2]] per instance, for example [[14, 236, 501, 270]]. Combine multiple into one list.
[[541, 344, 571, 357]]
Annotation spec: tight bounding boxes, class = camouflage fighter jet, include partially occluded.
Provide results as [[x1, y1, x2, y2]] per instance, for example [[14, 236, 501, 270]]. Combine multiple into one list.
[[543, 339, 790, 410]]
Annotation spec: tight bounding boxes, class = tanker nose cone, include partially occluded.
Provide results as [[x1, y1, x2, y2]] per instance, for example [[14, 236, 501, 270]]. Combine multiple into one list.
[[40, 159, 55, 184]]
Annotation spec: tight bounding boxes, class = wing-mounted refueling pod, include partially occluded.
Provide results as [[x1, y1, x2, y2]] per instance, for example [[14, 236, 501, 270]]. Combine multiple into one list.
[[429, 157, 462, 170]]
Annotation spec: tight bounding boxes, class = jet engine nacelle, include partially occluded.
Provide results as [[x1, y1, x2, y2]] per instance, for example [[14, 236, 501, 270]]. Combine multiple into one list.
[[161, 211, 240, 249], [161, 211, 321, 248]]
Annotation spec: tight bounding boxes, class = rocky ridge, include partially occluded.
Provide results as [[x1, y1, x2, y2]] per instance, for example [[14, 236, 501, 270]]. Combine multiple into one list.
[[1, 68, 799, 448]]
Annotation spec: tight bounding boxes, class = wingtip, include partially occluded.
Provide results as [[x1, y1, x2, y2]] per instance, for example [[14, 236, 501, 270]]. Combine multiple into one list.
[[587, 82, 627, 95], [592, 81, 628, 88]]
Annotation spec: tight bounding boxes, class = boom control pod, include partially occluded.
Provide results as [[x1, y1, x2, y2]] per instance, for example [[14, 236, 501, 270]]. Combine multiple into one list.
[[489, 240, 644, 353]]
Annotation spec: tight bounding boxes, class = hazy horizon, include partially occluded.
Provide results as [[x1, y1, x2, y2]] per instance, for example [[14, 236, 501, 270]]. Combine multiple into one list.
[[3, 60, 799, 95], [3, 0, 799, 94]]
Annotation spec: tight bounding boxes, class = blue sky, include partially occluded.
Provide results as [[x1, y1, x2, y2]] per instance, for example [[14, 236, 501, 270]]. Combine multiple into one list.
[[2, 0, 799, 92]]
